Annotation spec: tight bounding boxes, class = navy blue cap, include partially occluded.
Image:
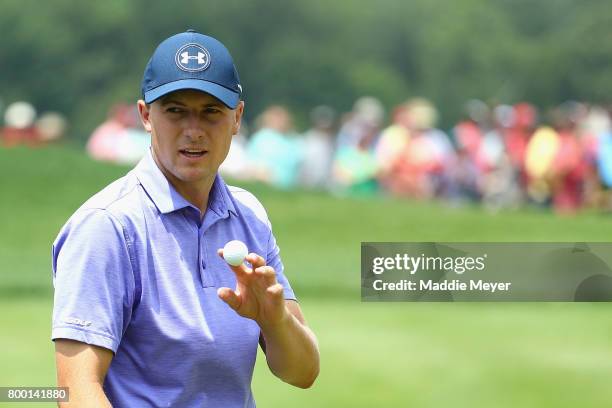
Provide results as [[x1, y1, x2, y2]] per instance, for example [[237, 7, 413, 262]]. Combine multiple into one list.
[[141, 30, 242, 108]]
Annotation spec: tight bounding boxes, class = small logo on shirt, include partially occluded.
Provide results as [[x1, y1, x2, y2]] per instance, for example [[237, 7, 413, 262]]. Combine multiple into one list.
[[64, 317, 92, 327]]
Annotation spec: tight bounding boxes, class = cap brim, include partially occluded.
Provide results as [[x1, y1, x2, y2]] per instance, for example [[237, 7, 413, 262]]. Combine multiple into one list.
[[144, 79, 240, 109]]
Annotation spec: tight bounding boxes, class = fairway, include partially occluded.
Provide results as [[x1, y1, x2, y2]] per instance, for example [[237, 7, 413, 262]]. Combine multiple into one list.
[[1, 146, 612, 407]]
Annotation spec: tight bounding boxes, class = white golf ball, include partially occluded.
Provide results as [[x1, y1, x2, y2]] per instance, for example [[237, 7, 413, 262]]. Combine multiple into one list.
[[223, 240, 248, 266]]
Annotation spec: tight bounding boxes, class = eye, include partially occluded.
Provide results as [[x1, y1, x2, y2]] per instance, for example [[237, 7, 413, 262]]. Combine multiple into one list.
[[205, 107, 222, 114], [166, 107, 184, 114]]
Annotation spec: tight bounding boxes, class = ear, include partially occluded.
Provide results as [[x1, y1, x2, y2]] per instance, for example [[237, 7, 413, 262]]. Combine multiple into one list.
[[232, 101, 245, 135], [137, 100, 152, 133]]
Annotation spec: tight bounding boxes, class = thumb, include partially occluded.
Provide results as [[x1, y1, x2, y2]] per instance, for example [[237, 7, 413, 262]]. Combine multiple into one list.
[[217, 287, 241, 311]]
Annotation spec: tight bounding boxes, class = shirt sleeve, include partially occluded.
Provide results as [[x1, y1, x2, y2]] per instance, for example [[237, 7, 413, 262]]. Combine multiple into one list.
[[266, 228, 297, 302], [51, 209, 137, 353]]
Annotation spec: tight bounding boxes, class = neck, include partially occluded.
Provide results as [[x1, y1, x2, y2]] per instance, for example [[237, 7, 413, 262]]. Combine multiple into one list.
[[172, 179, 213, 216], [151, 153, 215, 216]]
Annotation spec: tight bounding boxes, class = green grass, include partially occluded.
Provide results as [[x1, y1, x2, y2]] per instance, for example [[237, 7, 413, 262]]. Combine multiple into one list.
[[1, 146, 612, 407]]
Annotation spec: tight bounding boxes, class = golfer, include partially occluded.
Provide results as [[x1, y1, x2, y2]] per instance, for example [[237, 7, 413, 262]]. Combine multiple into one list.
[[52, 30, 319, 407]]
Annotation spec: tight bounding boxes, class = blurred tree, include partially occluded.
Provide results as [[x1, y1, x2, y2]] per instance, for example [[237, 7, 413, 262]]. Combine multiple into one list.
[[0, 0, 610, 140]]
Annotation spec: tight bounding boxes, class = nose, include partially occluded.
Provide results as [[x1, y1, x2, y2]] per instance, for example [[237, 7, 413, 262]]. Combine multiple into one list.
[[183, 112, 205, 140]]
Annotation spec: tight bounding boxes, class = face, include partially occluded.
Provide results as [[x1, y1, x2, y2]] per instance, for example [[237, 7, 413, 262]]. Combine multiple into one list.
[[138, 90, 244, 193]]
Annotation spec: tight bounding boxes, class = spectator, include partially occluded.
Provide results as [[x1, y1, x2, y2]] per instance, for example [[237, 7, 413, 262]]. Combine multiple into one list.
[[1, 101, 40, 147], [478, 105, 522, 209], [300, 105, 337, 189], [87, 104, 150, 164], [219, 120, 250, 180], [331, 97, 383, 195], [504, 103, 537, 177], [525, 125, 560, 206], [247, 105, 302, 189], [383, 98, 454, 199], [331, 127, 379, 196], [36, 112, 68, 144], [548, 104, 587, 213], [579, 105, 609, 208], [336, 96, 384, 151], [375, 102, 411, 184]]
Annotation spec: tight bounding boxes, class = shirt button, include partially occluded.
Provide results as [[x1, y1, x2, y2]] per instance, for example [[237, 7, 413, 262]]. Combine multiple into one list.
[[201, 259, 206, 269]]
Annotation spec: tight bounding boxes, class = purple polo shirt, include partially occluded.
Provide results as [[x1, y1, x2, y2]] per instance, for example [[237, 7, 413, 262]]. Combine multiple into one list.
[[51, 150, 296, 407]]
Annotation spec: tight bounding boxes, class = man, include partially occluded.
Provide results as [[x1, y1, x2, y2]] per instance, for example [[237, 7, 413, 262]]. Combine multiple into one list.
[[52, 30, 319, 407]]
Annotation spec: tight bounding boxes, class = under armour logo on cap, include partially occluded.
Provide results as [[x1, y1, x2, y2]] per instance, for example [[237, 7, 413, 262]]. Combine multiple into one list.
[[175, 43, 211, 72]]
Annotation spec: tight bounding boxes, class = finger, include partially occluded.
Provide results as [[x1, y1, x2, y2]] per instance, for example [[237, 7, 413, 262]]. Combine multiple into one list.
[[254, 265, 278, 285], [254, 265, 276, 277], [217, 287, 242, 311], [266, 283, 285, 302], [246, 252, 266, 269]]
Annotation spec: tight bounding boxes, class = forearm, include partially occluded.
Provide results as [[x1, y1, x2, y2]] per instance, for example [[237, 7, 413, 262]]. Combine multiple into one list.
[[259, 309, 320, 388], [58, 382, 112, 408]]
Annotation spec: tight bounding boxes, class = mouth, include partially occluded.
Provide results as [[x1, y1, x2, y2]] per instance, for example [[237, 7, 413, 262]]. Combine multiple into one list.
[[179, 148, 208, 159]]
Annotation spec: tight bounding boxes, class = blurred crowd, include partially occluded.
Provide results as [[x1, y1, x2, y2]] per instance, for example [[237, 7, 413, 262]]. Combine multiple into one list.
[[0, 100, 67, 147], [221, 98, 612, 214], [4, 95, 612, 214]]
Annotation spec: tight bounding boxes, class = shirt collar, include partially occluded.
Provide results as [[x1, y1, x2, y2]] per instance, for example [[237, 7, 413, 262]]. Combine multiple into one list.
[[134, 149, 236, 218], [208, 171, 237, 218]]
